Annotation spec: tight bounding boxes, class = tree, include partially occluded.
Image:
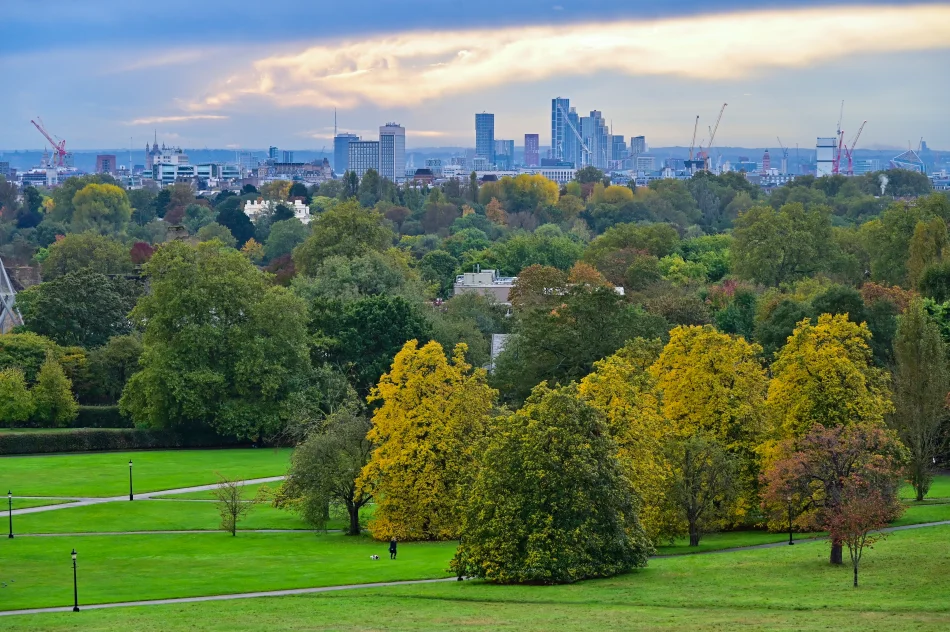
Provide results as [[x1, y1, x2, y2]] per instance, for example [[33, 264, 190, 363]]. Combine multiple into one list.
[[68, 183, 132, 232], [279, 409, 373, 535], [828, 476, 901, 587], [0, 368, 33, 425], [241, 237, 265, 263], [17, 270, 139, 348], [918, 260, 950, 302], [288, 182, 309, 202], [357, 341, 495, 541], [890, 299, 949, 501], [578, 339, 673, 541], [907, 218, 948, 289], [264, 218, 309, 261], [419, 250, 458, 298], [358, 169, 382, 207], [31, 355, 79, 427], [453, 383, 652, 583], [211, 475, 267, 536], [666, 434, 738, 546], [41, 233, 133, 280], [86, 335, 143, 404], [767, 314, 892, 438], [485, 197, 507, 225], [493, 285, 668, 403], [120, 241, 311, 438], [216, 203, 255, 247], [183, 203, 217, 235], [292, 200, 393, 276], [762, 423, 905, 565], [309, 295, 432, 397], [575, 166, 605, 184], [732, 203, 834, 286], [507, 264, 567, 311], [260, 180, 292, 202], [196, 223, 237, 247], [48, 174, 117, 223], [0, 333, 60, 383]]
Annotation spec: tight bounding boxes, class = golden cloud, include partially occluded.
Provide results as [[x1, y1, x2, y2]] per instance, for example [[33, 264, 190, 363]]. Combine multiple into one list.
[[190, 4, 950, 110]]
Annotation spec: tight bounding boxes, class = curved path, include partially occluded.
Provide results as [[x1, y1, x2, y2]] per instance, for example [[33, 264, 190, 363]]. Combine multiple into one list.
[[9, 476, 285, 517]]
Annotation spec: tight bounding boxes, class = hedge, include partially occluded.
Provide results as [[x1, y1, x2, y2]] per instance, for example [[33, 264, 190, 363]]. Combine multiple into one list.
[[0, 428, 248, 455], [71, 406, 134, 429]]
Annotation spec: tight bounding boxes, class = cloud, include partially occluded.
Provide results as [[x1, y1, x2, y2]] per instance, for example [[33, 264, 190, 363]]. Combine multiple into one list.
[[188, 4, 950, 111], [125, 114, 229, 125]]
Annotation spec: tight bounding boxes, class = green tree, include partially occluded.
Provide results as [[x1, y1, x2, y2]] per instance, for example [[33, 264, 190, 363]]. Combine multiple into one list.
[[279, 409, 373, 535], [575, 166, 605, 184], [17, 270, 140, 348], [454, 383, 652, 583], [120, 241, 311, 437], [0, 368, 33, 425], [907, 218, 948, 289], [292, 200, 393, 276], [419, 250, 458, 298], [196, 223, 237, 247], [71, 183, 132, 232], [918, 261, 950, 302], [48, 174, 117, 223], [732, 203, 834, 286], [183, 203, 217, 234], [86, 335, 143, 404], [216, 203, 255, 247], [890, 299, 949, 501], [40, 233, 134, 280], [665, 434, 738, 546], [31, 355, 79, 427], [264, 218, 309, 261]]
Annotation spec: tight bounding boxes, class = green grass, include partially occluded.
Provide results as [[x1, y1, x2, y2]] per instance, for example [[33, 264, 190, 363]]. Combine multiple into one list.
[[0, 449, 290, 497], [893, 502, 950, 526], [0, 428, 85, 434], [0, 532, 456, 611], [10, 499, 70, 510], [900, 473, 950, 500], [163, 482, 272, 500], [3, 525, 949, 631]]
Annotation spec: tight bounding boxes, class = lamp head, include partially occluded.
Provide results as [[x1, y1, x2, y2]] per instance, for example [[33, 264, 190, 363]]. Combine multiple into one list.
[[129, 460, 133, 467], [71, 549, 77, 561], [7, 491, 10, 499]]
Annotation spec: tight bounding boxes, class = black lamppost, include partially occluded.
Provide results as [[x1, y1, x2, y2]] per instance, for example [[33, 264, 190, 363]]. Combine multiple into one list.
[[7, 491, 12, 539], [128, 460, 133, 501], [71, 549, 79, 612], [787, 495, 794, 546]]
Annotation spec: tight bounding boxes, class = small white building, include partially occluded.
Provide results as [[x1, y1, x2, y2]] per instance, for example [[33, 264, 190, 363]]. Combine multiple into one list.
[[243, 199, 311, 224], [453, 269, 517, 304]]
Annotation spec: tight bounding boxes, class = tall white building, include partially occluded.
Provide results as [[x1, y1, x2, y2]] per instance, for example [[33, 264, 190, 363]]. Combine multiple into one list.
[[816, 137, 838, 177], [348, 141, 380, 178], [379, 123, 406, 182]]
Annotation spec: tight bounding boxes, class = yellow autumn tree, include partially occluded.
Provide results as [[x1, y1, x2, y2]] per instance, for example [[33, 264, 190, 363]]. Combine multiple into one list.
[[567, 261, 611, 288], [357, 340, 497, 541], [485, 197, 507, 225], [766, 313, 892, 439], [578, 339, 674, 541], [240, 238, 265, 264], [650, 326, 770, 454]]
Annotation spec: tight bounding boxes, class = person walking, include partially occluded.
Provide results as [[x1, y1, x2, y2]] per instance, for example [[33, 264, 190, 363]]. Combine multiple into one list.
[[389, 538, 398, 560]]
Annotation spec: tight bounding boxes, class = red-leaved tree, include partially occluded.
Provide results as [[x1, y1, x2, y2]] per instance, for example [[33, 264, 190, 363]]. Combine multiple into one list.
[[761, 423, 906, 567]]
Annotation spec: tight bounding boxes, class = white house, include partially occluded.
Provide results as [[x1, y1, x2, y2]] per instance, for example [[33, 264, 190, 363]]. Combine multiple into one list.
[[243, 199, 311, 224]]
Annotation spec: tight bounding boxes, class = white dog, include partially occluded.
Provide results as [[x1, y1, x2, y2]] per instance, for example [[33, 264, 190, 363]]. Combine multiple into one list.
[[370, 555, 380, 560]]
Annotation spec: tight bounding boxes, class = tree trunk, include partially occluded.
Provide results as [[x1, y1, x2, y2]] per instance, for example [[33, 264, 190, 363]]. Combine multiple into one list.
[[688, 523, 701, 547], [916, 487, 925, 502], [853, 565, 858, 587], [347, 505, 361, 536], [830, 541, 843, 565]]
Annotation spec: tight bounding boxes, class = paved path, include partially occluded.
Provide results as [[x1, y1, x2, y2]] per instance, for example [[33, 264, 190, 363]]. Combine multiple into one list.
[[0, 577, 459, 617], [9, 477, 285, 517]]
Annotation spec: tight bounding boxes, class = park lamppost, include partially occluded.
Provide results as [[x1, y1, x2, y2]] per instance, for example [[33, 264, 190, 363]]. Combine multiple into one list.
[[7, 490, 12, 539], [129, 460, 133, 501], [787, 495, 795, 545], [71, 549, 80, 612]]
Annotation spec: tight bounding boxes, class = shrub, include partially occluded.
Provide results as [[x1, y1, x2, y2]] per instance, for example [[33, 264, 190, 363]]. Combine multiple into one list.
[[0, 428, 248, 455], [72, 405, 133, 429]]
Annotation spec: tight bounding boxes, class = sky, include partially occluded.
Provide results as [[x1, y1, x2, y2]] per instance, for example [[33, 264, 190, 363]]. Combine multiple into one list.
[[2, 1, 949, 152]]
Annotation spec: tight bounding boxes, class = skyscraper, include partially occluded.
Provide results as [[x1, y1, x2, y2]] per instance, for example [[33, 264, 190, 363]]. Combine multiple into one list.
[[379, 123, 407, 182], [282, 150, 294, 163], [333, 133, 359, 174], [268, 146, 279, 161], [348, 141, 380, 178], [524, 134, 539, 167], [630, 136, 646, 155], [494, 139, 514, 170], [551, 98, 569, 161], [475, 113, 495, 166], [581, 111, 609, 169]]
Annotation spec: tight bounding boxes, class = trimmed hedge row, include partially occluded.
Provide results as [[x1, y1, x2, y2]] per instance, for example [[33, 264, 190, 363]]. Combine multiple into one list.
[[0, 428, 248, 455]]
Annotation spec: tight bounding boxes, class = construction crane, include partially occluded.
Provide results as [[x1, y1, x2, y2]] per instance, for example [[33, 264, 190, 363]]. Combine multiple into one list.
[[555, 101, 591, 167], [702, 103, 727, 172], [832, 100, 846, 175], [776, 137, 790, 174], [844, 121, 866, 176], [30, 117, 68, 167], [688, 116, 699, 160]]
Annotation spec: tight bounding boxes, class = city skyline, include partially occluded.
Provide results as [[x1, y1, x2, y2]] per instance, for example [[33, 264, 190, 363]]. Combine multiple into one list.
[[2, 2, 950, 150]]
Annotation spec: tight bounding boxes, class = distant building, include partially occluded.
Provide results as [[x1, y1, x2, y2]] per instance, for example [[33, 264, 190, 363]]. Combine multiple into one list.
[[761, 150, 771, 174], [348, 140, 380, 178], [379, 123, 407, 182], [244, 199, 312, 224], [580, 110, 609, 169], [0, 162, 10, 179], [333, 133, 359, 174], [411, 168, 435, 185], [816, 137, 838, 177], [630, 136, 646, 155], [425, 158, 443, 176], [268, 146, 279, 161], [524, 134, 540, 166], [475, 113, 495, 166], [96, 155, 117, 175], [453, 269, 517, 304], [891, 149, 926, 174], [610, 135, 627, 162], [635, 155, 656, 172], [853, 159, 881, 175], [552, 97, 581, 165], [494, 139, 514, 170], [281, 150, 294, 163]]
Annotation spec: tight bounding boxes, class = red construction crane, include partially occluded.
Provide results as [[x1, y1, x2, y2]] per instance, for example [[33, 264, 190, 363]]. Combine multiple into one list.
[[844, 121, 866, 176], [30, 117, 68, 167]]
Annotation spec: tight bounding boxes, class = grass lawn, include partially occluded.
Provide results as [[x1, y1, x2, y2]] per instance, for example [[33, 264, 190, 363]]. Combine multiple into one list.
[[3, 525, 948, 631], [10, 499, 70, 510], [162, 482, 272, 500], [0, 449, 290, 497], [900, 473, 950, 500], [0, 532, 455, 611], [0, 428, 85, 434]]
